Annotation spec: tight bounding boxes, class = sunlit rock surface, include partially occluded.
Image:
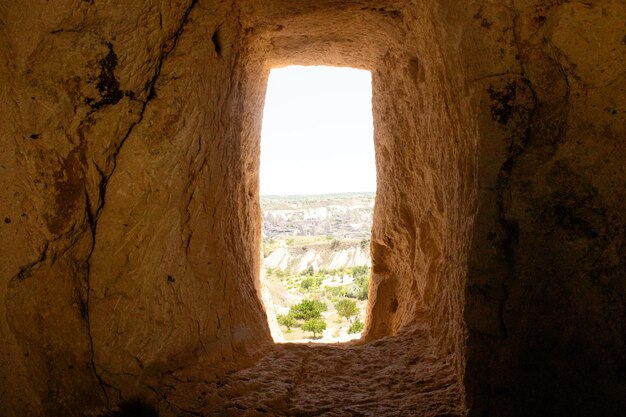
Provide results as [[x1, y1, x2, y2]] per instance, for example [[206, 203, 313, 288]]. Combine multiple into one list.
[[0, 1, 624, 416]]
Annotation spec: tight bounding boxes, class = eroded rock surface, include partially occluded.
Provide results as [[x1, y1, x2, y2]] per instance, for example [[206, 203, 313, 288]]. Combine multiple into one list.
[[463, 1, 626, 415], [0, 1, 624, 416], [162, 322, 463, 417]]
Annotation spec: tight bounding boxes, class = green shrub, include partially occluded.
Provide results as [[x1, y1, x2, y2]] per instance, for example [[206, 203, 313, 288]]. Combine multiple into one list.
[[326, 285, 349, 298], [300, 276, 322, 290], [274, 269, 289, 279], [348, 319, 364, 334], [347, 265, 370, 278], [353, 272, 370, 301], [344, 286, 358, 299]]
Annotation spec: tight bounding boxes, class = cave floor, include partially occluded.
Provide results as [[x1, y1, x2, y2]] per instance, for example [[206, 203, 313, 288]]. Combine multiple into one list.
[[163, 321, 465, 416]]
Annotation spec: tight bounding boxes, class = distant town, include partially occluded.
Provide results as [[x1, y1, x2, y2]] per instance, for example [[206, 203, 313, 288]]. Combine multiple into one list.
[[261, 192, 374, 239]]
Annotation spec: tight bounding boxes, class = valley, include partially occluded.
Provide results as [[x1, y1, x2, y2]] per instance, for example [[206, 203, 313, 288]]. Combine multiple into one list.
[[260, 193, 374, 342]]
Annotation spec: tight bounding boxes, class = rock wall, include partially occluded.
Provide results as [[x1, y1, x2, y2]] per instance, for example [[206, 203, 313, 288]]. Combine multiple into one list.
[[463, 1, 626, 415], [0, 0, 624, 416], [363, 3, 477, 389], [0, 2, 273, 415]]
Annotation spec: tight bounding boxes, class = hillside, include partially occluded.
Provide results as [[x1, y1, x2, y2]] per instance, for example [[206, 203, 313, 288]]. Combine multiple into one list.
[[263, 236, 370, 273]]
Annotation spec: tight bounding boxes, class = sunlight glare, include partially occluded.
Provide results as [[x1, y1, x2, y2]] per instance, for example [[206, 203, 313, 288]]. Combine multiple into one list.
[[260, 66, 375, 196]]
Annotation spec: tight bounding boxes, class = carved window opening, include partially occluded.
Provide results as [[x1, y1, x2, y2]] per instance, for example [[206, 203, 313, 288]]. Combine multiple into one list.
[[258, 65, 376, 343]]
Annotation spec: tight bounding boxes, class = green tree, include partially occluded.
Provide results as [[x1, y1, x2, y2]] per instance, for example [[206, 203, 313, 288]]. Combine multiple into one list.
[[289, 300, 327, 320], [335, 299, 359, 321], [303, 318, 327, 338], [348, 319, 364, 334], [277, 314, 296, 330], [300, 276, 322, 290]]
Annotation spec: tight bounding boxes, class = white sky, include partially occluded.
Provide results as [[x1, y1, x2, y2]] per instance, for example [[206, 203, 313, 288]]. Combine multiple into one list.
[[259, 66, 376, 196]]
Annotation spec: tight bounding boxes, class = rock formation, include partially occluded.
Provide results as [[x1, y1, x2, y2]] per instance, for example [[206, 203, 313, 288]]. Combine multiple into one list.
[[0, 1, 623, 416]]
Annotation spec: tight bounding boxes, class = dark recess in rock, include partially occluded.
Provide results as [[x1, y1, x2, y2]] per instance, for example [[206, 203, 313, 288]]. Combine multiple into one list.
[[102, 398, 159, 417], [85, 42, 124, 109], [488, 82, 517, 125], [212, 28, 222, 55]]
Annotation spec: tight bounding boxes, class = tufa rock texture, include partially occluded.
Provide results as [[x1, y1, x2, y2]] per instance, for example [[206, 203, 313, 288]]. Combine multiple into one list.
[[463, 2, 626, 415], [0, 1, 624, 416]]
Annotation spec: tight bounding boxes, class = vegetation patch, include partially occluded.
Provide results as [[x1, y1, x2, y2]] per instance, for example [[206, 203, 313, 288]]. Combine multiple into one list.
[[261, 194, 373, 342]]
